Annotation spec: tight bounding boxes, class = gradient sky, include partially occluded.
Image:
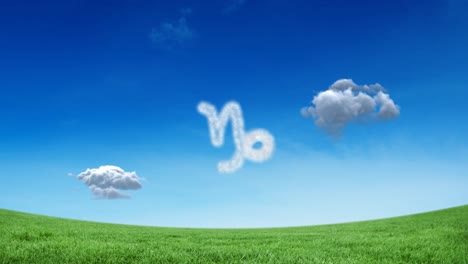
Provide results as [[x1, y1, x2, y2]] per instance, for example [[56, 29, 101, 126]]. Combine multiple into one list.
[[0, 0, 467, 227]]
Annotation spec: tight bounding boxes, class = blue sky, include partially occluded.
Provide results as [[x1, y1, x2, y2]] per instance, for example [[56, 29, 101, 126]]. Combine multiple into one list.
[[0, 0, 467, 227]]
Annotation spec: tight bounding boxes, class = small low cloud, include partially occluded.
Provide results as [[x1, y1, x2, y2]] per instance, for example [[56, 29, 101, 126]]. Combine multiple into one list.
[[77, 165, 142, 199], [223, 0, 247, 13], [301, 79, 400, 137], [67, 173, 74, 177], [149, 8, 195, 49]]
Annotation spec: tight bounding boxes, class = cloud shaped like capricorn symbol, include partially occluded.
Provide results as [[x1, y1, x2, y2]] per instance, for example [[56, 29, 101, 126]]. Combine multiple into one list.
[[198, 101, 275, 173]]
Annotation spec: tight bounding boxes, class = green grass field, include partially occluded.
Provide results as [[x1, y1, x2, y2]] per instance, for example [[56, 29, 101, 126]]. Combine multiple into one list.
[[0, 206, 467, 263]]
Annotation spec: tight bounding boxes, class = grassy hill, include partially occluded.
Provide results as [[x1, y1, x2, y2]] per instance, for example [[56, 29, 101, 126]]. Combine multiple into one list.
[[0, 206, 467, 263]]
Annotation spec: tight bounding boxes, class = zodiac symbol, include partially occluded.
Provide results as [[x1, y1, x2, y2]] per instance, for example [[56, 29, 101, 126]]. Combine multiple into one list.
[[197, 101, 275, 173]]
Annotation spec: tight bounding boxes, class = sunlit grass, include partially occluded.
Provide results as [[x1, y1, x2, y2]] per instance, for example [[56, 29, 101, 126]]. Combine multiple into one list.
[[1, 205, 467, 263]]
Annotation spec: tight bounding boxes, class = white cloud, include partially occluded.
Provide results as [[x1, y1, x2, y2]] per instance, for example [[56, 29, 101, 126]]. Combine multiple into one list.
[[375, 91, 400, 120], [198, 101, 275, 173], [149, 9, 195, 49], [328, 79, 386, 94], [77, 165, 142, 199], [302, 79, 400, 136], [223, 0, 247, 14], [180, 7, 192, 16], [67, 173, 74, 177]]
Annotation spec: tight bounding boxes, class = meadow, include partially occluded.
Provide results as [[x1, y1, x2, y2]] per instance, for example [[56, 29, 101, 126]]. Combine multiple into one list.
[[0, 205, 466, 263]]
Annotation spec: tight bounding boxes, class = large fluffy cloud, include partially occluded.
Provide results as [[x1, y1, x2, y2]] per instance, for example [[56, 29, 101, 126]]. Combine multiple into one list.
[[301, 79, 400, 136], [77, 165, 142, 199]]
